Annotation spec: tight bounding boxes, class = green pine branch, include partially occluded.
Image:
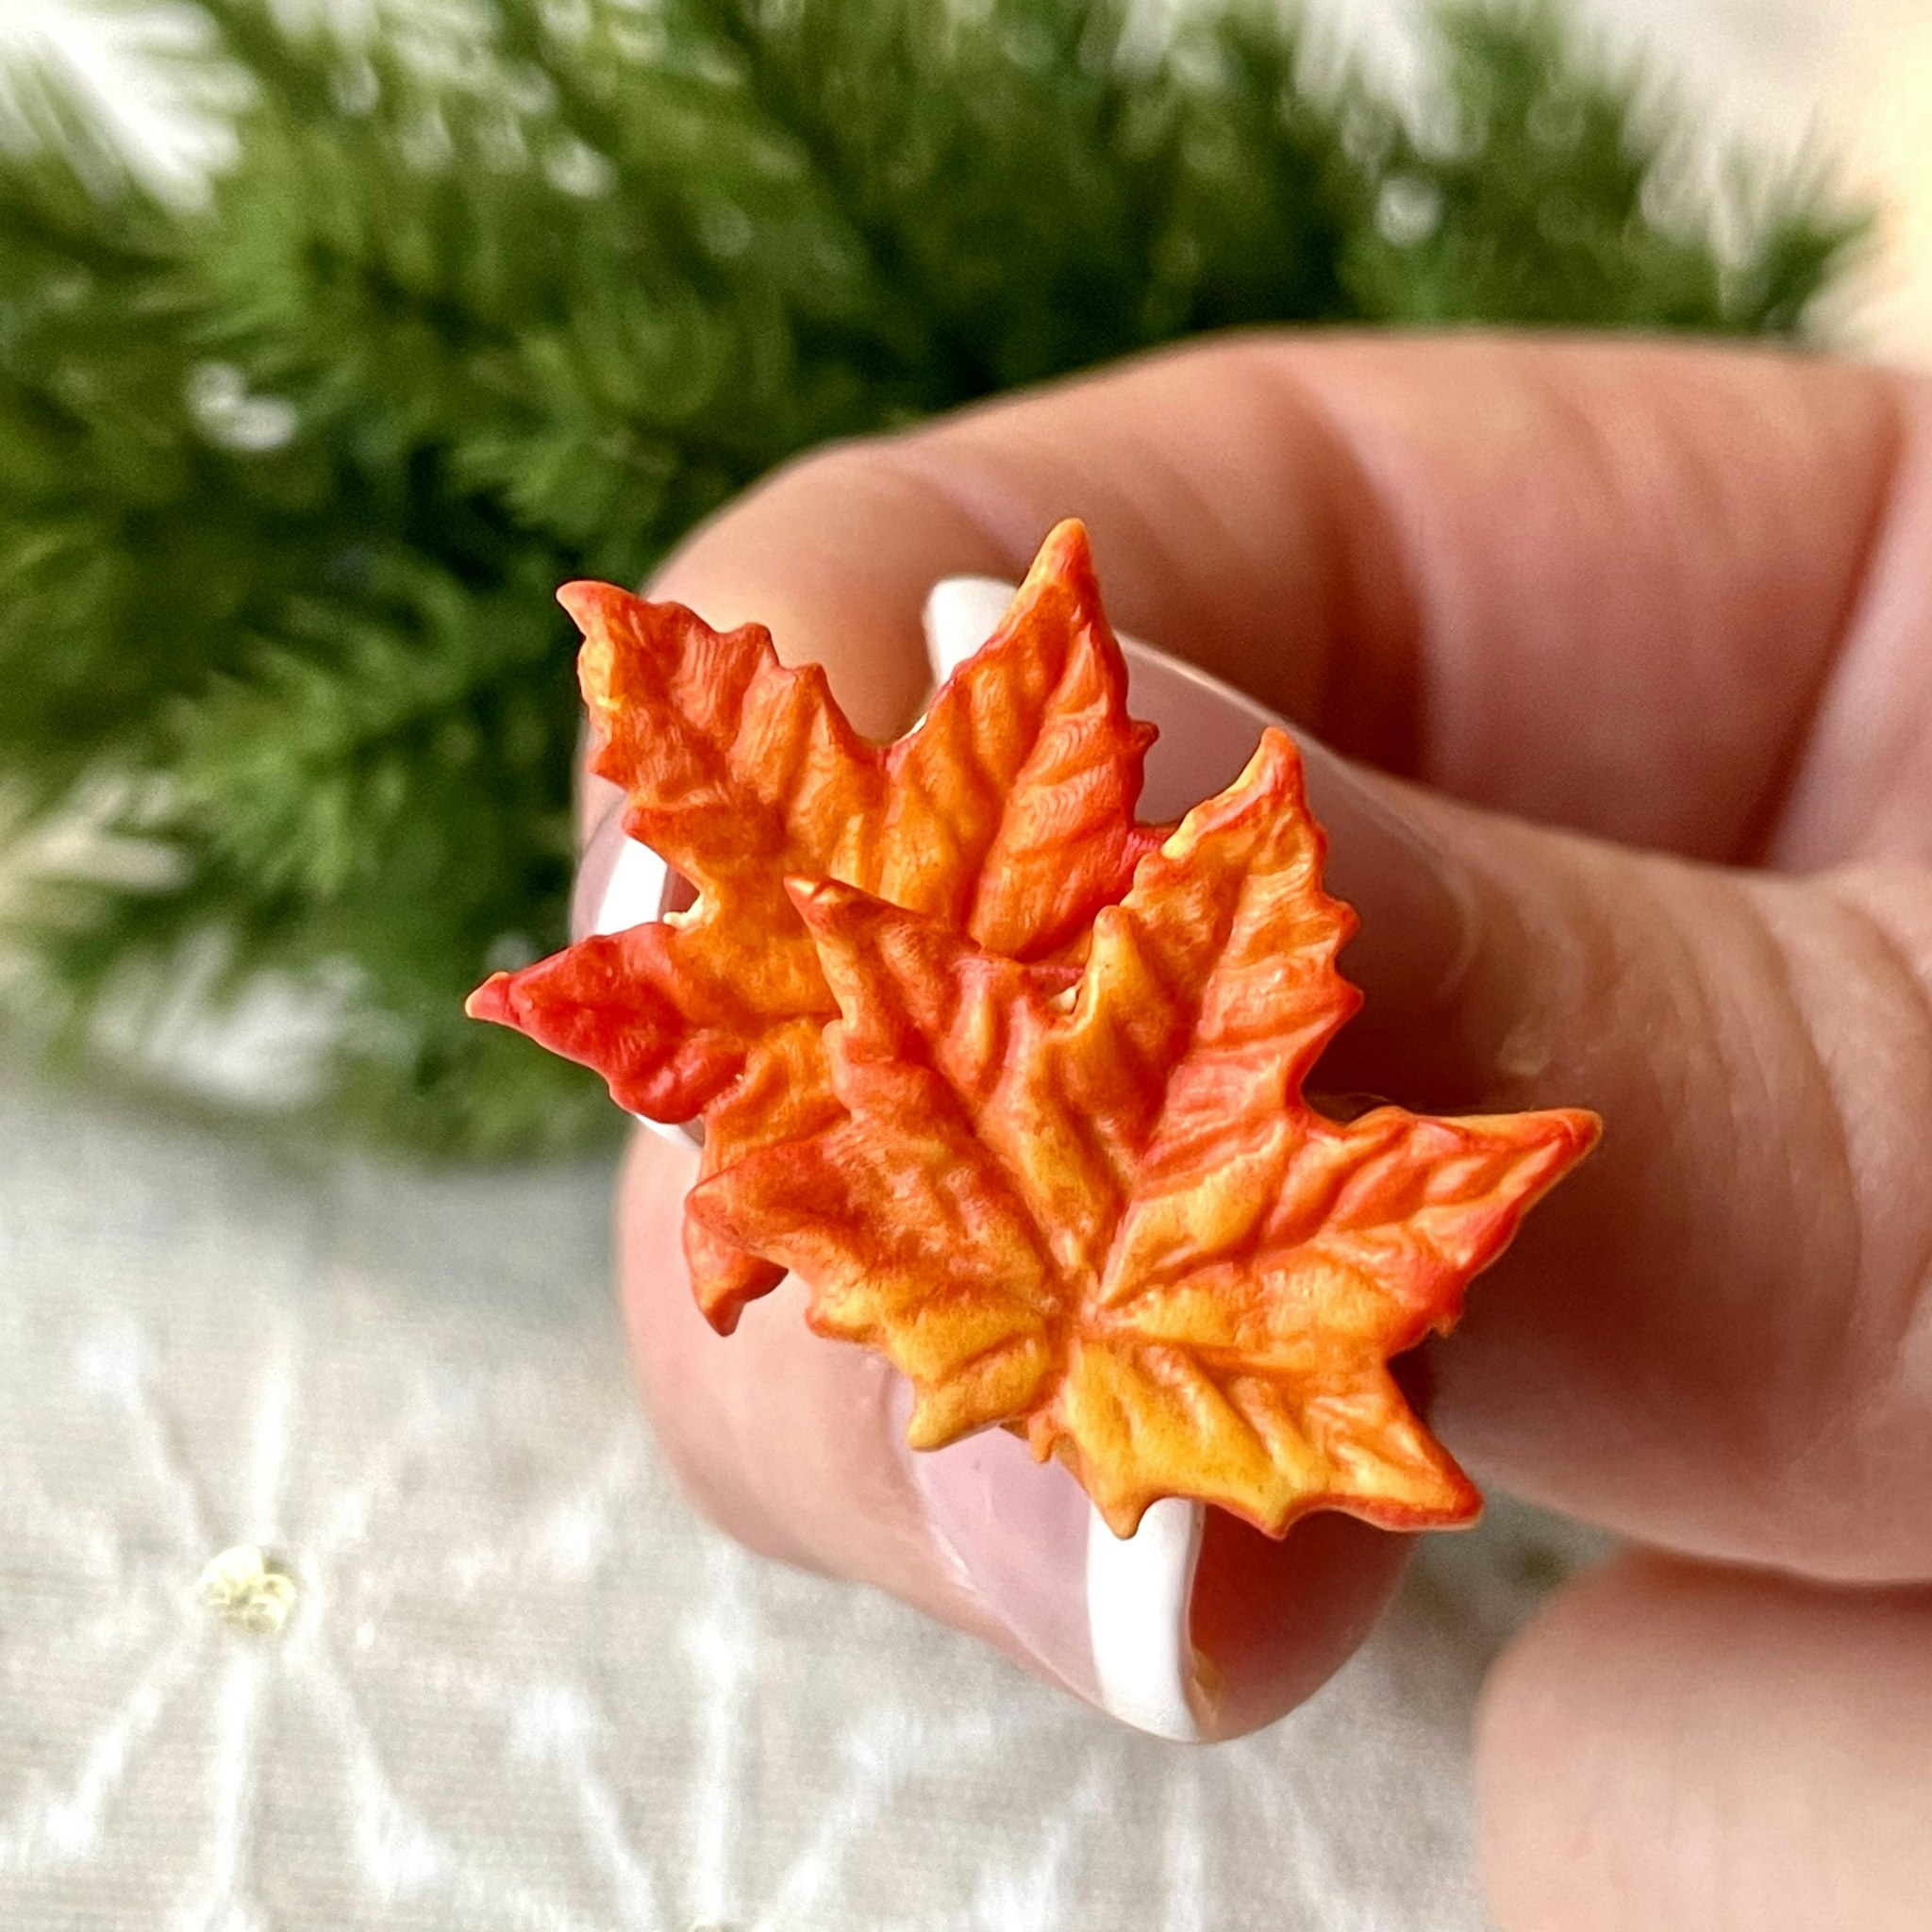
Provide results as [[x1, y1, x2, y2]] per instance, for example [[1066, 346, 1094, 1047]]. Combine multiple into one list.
[[0, 0, 1867, 1157]]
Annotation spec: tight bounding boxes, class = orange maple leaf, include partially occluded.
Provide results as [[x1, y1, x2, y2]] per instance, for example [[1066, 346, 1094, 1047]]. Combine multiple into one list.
[[691, 729, 1600, 1538], [467, 522, 1162, 1330]]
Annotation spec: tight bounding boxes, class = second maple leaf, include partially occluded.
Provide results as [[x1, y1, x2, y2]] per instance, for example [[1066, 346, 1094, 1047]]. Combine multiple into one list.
[[695, 727, 1598, 1538]]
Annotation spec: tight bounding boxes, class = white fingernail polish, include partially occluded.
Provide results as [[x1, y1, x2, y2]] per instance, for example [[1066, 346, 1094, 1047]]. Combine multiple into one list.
[[924, 575, 1279, 822], [1085, 1498, 1207, 1741]]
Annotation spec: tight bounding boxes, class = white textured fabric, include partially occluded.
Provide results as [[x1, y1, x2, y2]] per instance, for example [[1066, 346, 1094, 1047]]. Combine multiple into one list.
[[0, 1065, 1607, 1931]]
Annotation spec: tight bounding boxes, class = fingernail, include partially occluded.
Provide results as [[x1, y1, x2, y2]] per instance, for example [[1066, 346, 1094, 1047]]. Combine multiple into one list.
[[1294, 735, 1478, 1020], [896, 1383, 1212, 1739], [1091, 623, 1475, 1019], [571, 786, 631, 942], [896, 1391, 1101, 1703]]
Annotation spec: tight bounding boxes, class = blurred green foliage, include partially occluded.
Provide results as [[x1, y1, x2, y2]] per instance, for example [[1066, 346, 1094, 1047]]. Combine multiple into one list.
[[0, 0, 1862, 1155]]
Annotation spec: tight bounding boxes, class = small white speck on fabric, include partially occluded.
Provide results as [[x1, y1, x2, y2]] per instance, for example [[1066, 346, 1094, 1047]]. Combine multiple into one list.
[[198, 1546, 298, 1636]]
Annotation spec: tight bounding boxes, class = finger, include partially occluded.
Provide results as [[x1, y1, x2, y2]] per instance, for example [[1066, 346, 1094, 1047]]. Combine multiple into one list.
[[616, 1126, 1410, 1740], [651, 333, 1924, 867], [1312, 768, 1932, 1579], [1477, 1552, 1932, 1932]]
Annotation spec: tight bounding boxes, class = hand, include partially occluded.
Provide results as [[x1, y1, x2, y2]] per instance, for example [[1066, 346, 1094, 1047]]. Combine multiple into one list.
[[589, 334, 1932, 1929]]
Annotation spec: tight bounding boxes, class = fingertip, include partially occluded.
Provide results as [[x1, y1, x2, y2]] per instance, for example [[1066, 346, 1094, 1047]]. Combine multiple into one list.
[[1476, 1553, 1932, 1932], [1472, 1560, 1617, 1930], [1189, 1509, 1412, 1740]]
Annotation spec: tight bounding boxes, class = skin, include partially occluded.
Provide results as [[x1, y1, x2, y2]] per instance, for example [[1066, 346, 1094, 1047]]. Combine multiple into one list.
[[593, 334, 1932, 1927]]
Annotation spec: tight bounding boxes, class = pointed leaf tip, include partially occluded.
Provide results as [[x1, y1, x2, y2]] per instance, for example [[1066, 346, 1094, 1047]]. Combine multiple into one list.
[[464, 974, 516, 1025], [555, 578, 626, 629]]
